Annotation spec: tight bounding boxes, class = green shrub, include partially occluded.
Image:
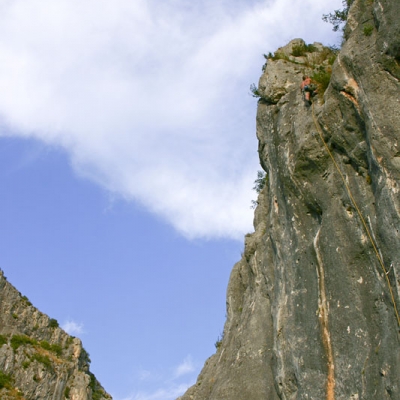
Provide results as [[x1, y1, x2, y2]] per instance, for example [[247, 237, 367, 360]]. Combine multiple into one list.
[[250, 83, 261, 98], [328, 55, 337, 65], [250, 200, 258, 210], [48, 318, 59, 328], [93, 390, 103, 400], [21, 296, 32, 306], [88, 372, 104, 400], [320, 46, 338, 65], [31, 353, 52, 369], [0, 335, 8, 347], [305, 44, 317, 53], [64, 386, 71, 398], [22, 361, 31, 369], [40, 341, 62, 356], [267, 51, 290, 61], [253, 170, 267, 193], [0, 371, 12, 389], [40, 340, 51, 351], [80, 348, 91, 364], [251, 170, 267, 208], [214, 334, 224, 349], [10, 335, 37, 350], [51, 344, 62, 356], [262, 54, 268, 71], [363, 24, 373, 36], [311, 68, 332, 94], [292, 43, 317, 57], [292, 45, 306, 57]]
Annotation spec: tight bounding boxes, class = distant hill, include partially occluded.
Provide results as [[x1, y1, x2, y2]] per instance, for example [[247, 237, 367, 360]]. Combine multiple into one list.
[[0, 270, 111, 400]]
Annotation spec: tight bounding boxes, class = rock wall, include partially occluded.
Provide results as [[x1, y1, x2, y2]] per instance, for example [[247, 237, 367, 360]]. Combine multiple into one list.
[[0, 270, 111, 400], [180, 0, 400, 399]]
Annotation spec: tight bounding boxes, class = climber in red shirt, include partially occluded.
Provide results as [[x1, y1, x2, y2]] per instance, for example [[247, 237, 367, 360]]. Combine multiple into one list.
[[301, 76, 317, 105]]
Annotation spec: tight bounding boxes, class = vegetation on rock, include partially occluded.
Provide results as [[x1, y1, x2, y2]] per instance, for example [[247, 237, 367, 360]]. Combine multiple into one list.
[[253, 170, 267, 193], [48, 318, 59, 328], [0, 371, 13, 389], [291, 43, 317, 57], [10, 334, 37, 350]]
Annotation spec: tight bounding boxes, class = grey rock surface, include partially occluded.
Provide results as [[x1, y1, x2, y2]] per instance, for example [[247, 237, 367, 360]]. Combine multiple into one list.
[[179, 0, 400, 399], [0, 270, 111, 400]]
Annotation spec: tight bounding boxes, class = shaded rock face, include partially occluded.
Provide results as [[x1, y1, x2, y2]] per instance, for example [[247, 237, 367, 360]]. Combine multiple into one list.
[[0, 271, 111, 400], [180, 0, 400, 399]]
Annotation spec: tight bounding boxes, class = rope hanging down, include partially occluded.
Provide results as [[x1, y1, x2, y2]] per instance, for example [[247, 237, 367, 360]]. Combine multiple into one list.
[[311, 103, 400, 328]]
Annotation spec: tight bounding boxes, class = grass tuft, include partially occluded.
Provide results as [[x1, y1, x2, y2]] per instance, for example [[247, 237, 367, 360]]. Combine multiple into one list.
[[0, 371, 13, 390], [363, 24, 373, 36], [11, 335, 37, 351], [292, 43, 317, 57]]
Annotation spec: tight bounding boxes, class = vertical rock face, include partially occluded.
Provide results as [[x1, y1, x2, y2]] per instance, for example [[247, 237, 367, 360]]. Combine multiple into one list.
[[180, 0, 400, 399], [0, 270, 111, 400]]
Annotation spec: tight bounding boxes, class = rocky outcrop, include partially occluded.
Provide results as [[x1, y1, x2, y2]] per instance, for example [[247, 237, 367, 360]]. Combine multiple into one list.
[[0, 270, 111, 400], [179, 0, 400, 399]]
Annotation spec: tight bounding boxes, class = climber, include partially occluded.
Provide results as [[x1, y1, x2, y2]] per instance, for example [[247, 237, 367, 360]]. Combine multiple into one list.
[[300, 76, 317, 105]]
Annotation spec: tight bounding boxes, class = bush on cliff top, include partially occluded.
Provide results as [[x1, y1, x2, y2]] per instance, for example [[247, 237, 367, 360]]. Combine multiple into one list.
[[292, 43, 317, 57], [48, 318, 59, 328]]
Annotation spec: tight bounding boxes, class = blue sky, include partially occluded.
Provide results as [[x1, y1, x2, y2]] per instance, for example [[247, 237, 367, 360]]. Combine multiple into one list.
[[0, 0, 342, 398]]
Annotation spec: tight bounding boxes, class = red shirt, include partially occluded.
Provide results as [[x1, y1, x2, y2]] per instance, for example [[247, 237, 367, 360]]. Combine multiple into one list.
[[301, 78, 311, 90]]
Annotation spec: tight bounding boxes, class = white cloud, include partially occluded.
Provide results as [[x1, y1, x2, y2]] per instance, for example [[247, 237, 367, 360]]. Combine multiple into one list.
[[0, 0, 342, 239], [62, 319, 85, 335], [174, 355, 195, 378], [121, 356, 198, 400], [129, 383, 192, 400]]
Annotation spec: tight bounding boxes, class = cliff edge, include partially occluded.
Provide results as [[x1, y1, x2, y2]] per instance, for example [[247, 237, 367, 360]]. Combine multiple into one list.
[[180, 0, 400, 398]]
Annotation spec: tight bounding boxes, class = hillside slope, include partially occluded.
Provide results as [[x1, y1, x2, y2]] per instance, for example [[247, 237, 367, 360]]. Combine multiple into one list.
[[0, 270, 111, 400]]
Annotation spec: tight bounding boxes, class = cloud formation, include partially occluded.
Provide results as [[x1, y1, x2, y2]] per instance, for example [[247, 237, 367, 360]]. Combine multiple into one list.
[[0, 0, 342, 239], [129, 384, 192, 400], [174, 355, 195, 378], [62, 319, 85, 335], [124, 355, 197, 400]]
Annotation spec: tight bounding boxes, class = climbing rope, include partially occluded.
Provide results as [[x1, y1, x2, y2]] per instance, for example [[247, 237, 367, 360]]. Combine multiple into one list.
[[311, 102, 400, 328]]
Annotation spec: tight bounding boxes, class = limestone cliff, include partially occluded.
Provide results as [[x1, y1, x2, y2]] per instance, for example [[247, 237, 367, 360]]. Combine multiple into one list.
[[180, 0, 400, 399], [0, 270, 111, 400]]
